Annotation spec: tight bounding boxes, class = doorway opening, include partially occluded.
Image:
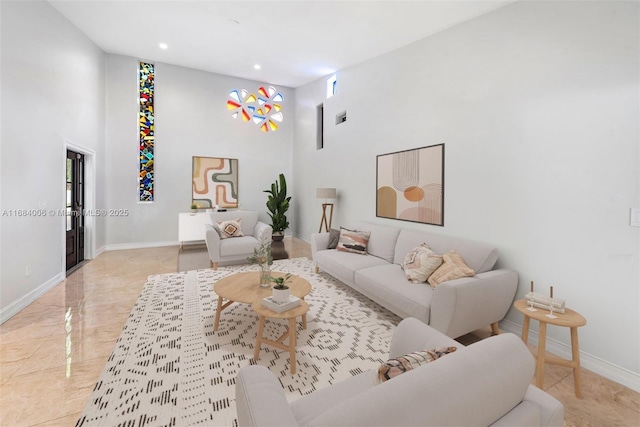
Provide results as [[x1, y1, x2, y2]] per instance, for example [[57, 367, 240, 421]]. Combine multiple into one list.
[[66, 149, 85, 272]]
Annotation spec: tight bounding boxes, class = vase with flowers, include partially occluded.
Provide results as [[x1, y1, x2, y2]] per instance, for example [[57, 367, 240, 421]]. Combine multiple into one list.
[[247, 240, 273, 287]]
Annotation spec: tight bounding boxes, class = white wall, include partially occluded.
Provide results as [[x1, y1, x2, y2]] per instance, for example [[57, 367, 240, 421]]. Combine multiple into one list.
[[294, 0, 639, 387], [0, 1, 106, 318], [103, 55, 295, 248]]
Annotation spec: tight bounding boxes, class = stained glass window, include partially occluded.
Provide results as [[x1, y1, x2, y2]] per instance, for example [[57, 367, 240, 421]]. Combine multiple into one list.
[[227, 86, 284, 132], [139, 62, 155, 201]]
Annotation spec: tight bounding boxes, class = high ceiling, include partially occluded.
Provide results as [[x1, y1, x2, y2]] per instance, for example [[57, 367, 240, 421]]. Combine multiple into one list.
[[49, 0, 513, 88]]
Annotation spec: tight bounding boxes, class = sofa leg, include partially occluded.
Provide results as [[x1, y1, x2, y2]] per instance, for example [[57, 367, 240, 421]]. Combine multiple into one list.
[[491, 322, 500, 336], [211, 261, 218, 270], [314, 266, 319, 273]]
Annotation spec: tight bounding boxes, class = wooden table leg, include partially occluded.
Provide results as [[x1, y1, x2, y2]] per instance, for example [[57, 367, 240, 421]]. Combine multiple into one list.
[[521, 316, 530, 344], [570, 326, 583, 399], [214, 296, 223, 331], [289, 317, 297, 374], [536, 322, 547, 389], [254, 315, 266, 361]]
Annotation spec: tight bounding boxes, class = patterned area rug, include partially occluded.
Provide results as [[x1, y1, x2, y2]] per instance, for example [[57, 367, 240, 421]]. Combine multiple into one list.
[[77, 258, 401, 426]]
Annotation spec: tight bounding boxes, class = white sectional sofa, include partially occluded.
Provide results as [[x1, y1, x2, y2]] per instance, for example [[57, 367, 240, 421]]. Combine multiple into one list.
[[236, 317, 564, 427], [311, 221, 518, 338]]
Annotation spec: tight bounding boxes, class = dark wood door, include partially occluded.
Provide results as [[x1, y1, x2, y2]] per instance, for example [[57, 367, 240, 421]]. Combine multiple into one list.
[[66, 150, 85, 271]]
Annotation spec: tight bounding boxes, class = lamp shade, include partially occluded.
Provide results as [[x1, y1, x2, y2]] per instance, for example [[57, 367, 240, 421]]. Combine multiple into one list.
[[316, 188, 337, 199]]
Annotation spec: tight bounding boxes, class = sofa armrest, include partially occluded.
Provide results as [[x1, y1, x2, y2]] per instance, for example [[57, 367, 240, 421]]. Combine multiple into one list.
[[236, 365, 299, 427], [389, 318, 460, 358], [254, 221, 272, 243], [310, 232, 330, 261], [522, 385, 564, 427], [205, 224, 221, 263], [430, 269, 518, 338]]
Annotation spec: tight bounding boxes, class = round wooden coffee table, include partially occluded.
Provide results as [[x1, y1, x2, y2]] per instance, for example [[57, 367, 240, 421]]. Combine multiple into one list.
[[252, 301, 310, 374], [213, 271, 311, 331]]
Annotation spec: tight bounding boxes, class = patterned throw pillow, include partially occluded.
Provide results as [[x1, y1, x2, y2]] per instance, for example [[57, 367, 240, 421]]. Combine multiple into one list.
[[217, 218, 244, 239], [376, 346, 457, 384], [402, 244, 443, 283], [336, 227, 371, 255], [427, 250, 475, 287]]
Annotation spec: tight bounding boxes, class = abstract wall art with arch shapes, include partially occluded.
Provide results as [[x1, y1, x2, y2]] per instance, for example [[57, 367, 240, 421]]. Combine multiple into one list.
[[139, 62, 155, 201], [192, 156, 239, 209], [226, 86, 284, 132], [376, 144, 444, 226]]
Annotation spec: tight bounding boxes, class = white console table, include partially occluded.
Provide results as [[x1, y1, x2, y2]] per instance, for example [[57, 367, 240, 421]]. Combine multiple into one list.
[[178, 212, 212, 248]]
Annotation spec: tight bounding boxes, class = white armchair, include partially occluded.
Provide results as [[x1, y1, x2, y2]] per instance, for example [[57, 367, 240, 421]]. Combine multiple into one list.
[[205, 211, 272, 269]]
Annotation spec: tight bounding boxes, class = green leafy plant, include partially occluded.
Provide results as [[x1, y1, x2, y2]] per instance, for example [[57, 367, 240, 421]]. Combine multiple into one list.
[[264, 173, 291, 235], [269, 273, 292, 290], [247, 240, 273, 266], [190, 203, 198, 210]]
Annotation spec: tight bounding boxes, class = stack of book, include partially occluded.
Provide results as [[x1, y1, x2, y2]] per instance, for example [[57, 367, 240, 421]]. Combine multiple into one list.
[[261, 295, 302, 313]]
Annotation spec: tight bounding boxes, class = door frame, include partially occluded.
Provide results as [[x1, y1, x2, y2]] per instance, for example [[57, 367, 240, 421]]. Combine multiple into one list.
[[62, 140, 96, 274]]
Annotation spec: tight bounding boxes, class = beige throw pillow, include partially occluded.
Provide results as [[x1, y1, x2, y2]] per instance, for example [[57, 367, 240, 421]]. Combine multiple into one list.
[[402, 244, 443, 283], [217, 218, 244, 239], [427, 250, 475, 287]]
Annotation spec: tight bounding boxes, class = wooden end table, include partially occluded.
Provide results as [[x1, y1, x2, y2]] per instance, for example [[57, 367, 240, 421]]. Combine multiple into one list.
[[213, 271, 311, 331], [252, 301, 309, 374], [514, 299, 587, 398]]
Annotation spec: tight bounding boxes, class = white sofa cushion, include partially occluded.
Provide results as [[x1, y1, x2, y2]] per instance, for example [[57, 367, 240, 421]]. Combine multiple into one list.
[[220, 235, 263, 257], [394, 229, 498, 273], [314, 249, 388, 286], [355, 264, 432, 322], [349, 221, 401, 263]]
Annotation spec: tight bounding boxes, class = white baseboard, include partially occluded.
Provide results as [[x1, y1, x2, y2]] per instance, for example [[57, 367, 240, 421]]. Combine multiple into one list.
[[0, 272, 65, 324], [104, 240, 178, 251], [500, 318, 640, 393], [95, 245, 106, 257]]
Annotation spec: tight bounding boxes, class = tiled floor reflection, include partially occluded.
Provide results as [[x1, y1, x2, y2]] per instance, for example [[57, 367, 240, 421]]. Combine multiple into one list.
[[0, 238, 638, 426]]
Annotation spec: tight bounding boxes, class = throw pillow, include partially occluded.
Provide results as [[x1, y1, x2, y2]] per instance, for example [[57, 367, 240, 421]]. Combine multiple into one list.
[[327, 228, 341, 249], [217, 218, 244, 239], [376, 346, 457, 384], [427, 250, 475, 287], [402, 244, 443, 283], [336, 227, 371, 255]]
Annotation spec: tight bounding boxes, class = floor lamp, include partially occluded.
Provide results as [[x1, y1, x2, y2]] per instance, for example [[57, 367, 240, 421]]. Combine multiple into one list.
[[317, 188, 336, 233]]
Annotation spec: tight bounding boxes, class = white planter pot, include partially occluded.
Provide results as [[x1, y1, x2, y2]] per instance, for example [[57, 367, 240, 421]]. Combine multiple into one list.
[[272, 286, 290, 303]]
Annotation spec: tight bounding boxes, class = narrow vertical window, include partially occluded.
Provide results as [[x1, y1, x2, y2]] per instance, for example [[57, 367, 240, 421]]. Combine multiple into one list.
[[139, 62, 155, 201], [316, 103, 324, 150], [326, 74, 337, 99]]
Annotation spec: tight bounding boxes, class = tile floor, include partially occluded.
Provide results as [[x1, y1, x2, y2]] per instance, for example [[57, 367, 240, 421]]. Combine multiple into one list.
[[0, 238, 638, 426]]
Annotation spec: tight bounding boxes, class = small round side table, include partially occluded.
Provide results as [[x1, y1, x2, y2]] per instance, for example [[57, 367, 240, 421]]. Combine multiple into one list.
[[252, 301, 309, 374], [514, 299, 587, 398]]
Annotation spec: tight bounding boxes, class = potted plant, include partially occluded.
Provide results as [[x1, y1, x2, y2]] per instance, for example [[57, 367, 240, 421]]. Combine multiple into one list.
[[264, 173, 291, 241], [270, 273, 293, 303], [190, 203, 198, 215], [247, 240, 273, 287]]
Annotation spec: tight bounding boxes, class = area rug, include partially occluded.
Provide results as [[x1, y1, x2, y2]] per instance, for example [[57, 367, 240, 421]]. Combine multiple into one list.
[[77, 258, 401, 426]]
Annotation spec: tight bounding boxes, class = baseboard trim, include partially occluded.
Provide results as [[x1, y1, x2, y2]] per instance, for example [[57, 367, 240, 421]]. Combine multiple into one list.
[[0, 272, 65, 324], [104, 241, 178, 251], [500, 318, 640, 393]]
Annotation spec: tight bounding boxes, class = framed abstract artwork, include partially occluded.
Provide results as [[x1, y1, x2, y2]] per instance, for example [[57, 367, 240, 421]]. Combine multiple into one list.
[[192, 156, 239, 208], [376, 144, 444, 226]]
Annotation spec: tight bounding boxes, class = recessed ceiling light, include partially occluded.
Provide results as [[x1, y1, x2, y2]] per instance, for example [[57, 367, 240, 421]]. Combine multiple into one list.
[[159, 43, 168, 50], [254, 64, 261, 70]]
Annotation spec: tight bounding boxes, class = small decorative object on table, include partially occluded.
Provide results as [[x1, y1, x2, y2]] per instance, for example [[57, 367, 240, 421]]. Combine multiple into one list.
[[190, 203, 198, 215], [270, 273, 292, 303], [247, 240, 273, 287], [525, 286, 565, 314]]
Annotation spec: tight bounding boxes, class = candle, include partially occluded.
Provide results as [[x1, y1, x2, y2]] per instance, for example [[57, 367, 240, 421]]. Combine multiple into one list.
[[530, 281, 534, 292], [550, 286, 554, 299]]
